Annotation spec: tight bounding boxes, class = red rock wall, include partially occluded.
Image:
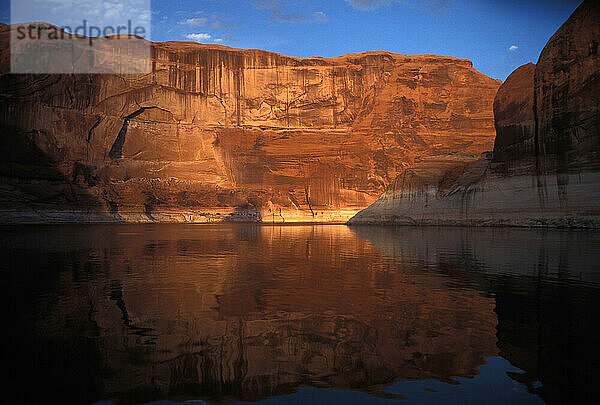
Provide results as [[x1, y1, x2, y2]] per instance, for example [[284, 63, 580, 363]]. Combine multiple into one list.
[[0, 24, 500, 223]]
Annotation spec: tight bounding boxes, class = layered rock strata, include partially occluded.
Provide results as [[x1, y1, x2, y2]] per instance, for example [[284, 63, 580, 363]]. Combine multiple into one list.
[[0, 23, 500, 223], [350, 0, 600, 228]]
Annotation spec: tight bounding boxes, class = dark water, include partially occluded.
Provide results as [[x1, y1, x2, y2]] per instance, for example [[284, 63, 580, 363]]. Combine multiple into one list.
[[1, 224, 599, 404]]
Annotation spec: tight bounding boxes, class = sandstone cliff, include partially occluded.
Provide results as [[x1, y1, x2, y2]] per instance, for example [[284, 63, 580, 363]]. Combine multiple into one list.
[[349, 0, 600, 228], [0, 23, 500, 223]]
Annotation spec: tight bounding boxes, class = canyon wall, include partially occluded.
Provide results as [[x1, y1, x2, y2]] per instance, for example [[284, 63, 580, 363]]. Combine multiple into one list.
[[0, 23, 500, 223], [349, 0, 600, 228]]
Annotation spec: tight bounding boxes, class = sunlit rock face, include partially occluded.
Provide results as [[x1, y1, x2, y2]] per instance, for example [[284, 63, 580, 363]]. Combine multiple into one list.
[[350, 0, 600, 228], [0, 23, 500, 223]]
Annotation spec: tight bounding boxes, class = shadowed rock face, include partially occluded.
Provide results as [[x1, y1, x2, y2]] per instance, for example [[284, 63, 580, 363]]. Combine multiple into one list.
[[350, 0, 600, 228], [534, 0, 600, 174], [492, 63, 536, 164], [494, 0, 600, 173], [0, 23, 500, 223]]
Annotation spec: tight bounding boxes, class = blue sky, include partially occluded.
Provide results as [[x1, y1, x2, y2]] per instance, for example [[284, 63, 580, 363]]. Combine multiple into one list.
[[1, 0, 582, 79]]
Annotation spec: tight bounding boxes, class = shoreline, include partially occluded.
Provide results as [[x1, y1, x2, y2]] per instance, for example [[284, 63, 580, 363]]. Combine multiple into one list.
[[1, 210, 599, 229], [0, 209, 356, 226]]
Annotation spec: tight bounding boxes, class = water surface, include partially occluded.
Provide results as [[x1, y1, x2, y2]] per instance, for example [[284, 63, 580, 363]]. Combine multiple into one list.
[[1, 224, 599, 404]]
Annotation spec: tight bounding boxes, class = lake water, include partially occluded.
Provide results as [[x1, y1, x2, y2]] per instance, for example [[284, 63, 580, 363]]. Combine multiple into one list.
[[1, 224, 599, 404]]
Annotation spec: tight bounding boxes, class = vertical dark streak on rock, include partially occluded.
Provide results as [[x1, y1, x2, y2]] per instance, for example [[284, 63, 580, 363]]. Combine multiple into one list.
[[109, 119, 130, 160], [304, 185, 315, 217], [87, 116, 102, 143], [109, 107, 169, 159], [235, 69, 242, 127], [533, 72, 547, 208], [331, 67, 337, 127]]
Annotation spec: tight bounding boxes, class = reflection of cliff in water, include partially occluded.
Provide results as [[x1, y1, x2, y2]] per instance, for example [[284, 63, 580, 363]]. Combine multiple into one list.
[[2, 225, 498, 404], [351, 226, 600, 404]]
